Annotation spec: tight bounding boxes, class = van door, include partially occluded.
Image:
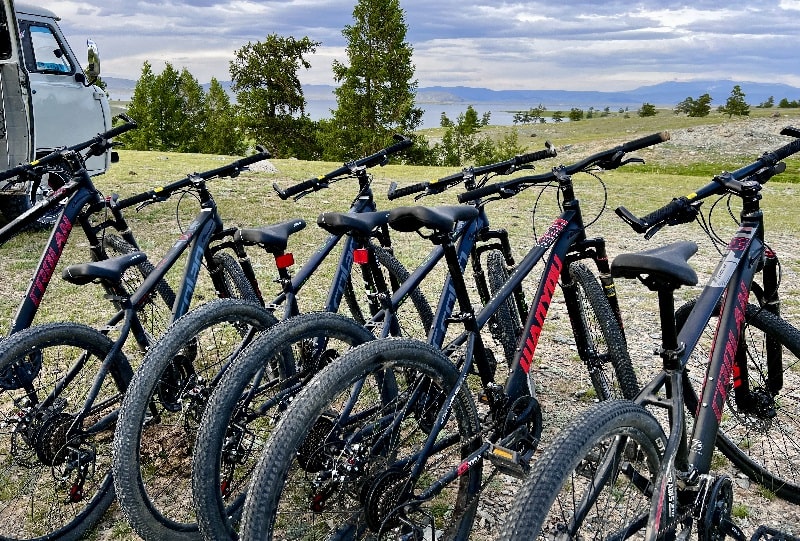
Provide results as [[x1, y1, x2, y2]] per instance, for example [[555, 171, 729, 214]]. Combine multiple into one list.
[[17, 12, 109, 175], [0, 0, 33, 175]]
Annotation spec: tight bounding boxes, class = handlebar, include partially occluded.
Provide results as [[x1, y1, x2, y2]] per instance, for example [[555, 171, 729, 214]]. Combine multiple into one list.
[[615, 127, 800, 237], [273, 134, 413, 200], [117, 146, 272, 209], [0, 115, 138, 183], [457, 132, 669, 203], [387, 142, 556, 200]]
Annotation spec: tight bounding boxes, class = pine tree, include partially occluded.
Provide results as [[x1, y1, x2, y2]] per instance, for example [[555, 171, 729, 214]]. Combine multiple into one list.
[[720, 85, 750, 117], [202, 78, 245, 155], [120, 61, 156, 150], [325, 0, 422, 159], [230, 34, 319, 158]]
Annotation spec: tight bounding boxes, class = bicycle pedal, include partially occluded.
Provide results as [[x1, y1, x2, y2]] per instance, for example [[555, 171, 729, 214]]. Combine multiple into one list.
[[484, 443, 528, 479], [750, 526, 800, 541]]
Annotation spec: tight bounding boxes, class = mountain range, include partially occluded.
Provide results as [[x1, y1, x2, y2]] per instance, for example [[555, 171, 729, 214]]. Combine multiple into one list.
[[102, 78, 800, 109]]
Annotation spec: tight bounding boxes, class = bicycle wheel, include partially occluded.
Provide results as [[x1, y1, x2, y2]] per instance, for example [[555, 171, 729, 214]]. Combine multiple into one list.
[[238, 338, 482, 541], [486, 249, 522, 365], [193, 311, 376, 541], [564, 262, 639, 400], [676, 299, 800, 502], [0, 322, 128, 541], [498, 399, 666, 540], [104, 233, 176, 336], [343, 244, 433, 337], [112, 299, 279, 541], [209, 251, 260, 303]]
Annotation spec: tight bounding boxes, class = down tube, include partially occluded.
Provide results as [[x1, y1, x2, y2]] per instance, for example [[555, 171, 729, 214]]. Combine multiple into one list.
[[503, 213, 580, 398], [687, 233, 762, 475]]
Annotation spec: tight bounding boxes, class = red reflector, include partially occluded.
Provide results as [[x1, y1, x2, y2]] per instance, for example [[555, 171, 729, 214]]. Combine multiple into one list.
[[275, 253, 295, 269], [353, 248, 369, 265]]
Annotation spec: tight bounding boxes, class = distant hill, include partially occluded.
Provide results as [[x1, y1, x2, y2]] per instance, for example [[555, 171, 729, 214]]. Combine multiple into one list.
[[103, 78, 800, 108]]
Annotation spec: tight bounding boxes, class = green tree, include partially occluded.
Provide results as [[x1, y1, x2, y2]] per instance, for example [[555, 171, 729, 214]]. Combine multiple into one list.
[[201, 78, 246, 155], [120, 61, 156, 150], [552, 110, 563, 122], [638, 102, 657, 117], [568, 108, 584, 121], [433, 107, 494, 166], [757, 96, 775, 108], [327, 0, 422, 159], [150, 63, 184, 151], [176, 68, 205, 153], [230, 34, 320, 158], [689, 93, 713, 117], [719, 85, 750, 117]]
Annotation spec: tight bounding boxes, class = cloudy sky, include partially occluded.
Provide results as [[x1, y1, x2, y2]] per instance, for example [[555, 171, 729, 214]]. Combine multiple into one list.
[[32, 0, 800, 91]]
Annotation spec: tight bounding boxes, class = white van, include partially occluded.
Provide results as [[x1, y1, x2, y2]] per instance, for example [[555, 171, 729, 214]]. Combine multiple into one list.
[[0, 0, 113, 219]]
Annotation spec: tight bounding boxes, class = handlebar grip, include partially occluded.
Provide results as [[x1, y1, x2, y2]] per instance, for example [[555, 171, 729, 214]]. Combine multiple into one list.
[[457, 182, 501, 203], [765, 136, 800, 162], [513, 146, 557, 166], [384, 135, 413, 156], [274, 177, 320, 200], [387, 180, 429, 200], [0, 163, 33, 182], [620, 132, 670, 153], [99, 119, 138, 140], [615, 197, 687, 234], [234, 148, 271, 168]]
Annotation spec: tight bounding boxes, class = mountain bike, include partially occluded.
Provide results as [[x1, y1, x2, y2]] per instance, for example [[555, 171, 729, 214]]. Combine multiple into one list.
[[109, 137, 450, 541], [498, 127, 800, 541], [234, 133, 670, 540], [0, 142, 286, 540], [183, 145, 560, 541]]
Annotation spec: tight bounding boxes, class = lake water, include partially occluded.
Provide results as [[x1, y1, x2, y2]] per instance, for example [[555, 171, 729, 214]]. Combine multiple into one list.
[[304, 99, 565, 129]]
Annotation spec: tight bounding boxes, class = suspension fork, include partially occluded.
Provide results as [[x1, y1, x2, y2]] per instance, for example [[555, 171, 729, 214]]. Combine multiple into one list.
[[566, 237, 625, 332]]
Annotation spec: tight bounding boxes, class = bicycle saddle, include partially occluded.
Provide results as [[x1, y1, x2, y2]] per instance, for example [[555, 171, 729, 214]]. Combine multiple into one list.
[[62, 252, 148, 285], [237, 218, 307, 253], [316, 210, 391, 237], [611, 241, 699, 288], [388, 205, 479, 233]]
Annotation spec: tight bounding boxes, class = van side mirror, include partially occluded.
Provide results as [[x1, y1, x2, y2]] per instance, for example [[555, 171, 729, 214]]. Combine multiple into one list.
[[85, 39, 100, 80]]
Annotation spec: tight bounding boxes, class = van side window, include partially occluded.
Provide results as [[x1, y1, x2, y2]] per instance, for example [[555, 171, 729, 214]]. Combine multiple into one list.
[[0, 8, 12, 59], [19, 22, 72, 74]]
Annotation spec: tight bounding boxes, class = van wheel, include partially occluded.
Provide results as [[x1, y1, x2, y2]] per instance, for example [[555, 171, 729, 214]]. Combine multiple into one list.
[[0, 179, 63, 229]]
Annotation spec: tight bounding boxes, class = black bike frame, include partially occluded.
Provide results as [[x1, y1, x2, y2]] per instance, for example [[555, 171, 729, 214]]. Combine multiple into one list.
[[637, 200, 768, 538]]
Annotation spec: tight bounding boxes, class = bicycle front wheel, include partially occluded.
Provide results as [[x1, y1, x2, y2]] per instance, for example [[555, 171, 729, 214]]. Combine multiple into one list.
[[677, 300, 800, 502], [564, 262, 639, 400], [112, 299, 279, 541], [209, 251, 260, 303], [0, 322, 127, 541], [499, 399, 666, 540], [192, 311, 376, 541], [238, 338, 482, 541], [486, 249, 523, 365]]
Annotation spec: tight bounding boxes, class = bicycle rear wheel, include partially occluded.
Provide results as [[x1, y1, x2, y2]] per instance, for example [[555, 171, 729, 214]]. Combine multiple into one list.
[[676, 299, 800, 502], [238, 338, 482, 541], [104, 233, 176, 337], [498, 399, 666, 540], [112, 299, 279, 541], [209, 251, 260, 303], [0, 322, 127, 541], [564, 261, 639, 400], [344, 244, 433, 337], [192, 312, 376, 540]]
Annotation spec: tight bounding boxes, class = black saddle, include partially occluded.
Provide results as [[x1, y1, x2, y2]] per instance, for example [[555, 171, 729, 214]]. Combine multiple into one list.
[[611, 241, 699, 290], [236, 218, 307, 254], [62, 252, 148, 285], [388, 205, 479, 233], [317, 211, 391, 237]]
